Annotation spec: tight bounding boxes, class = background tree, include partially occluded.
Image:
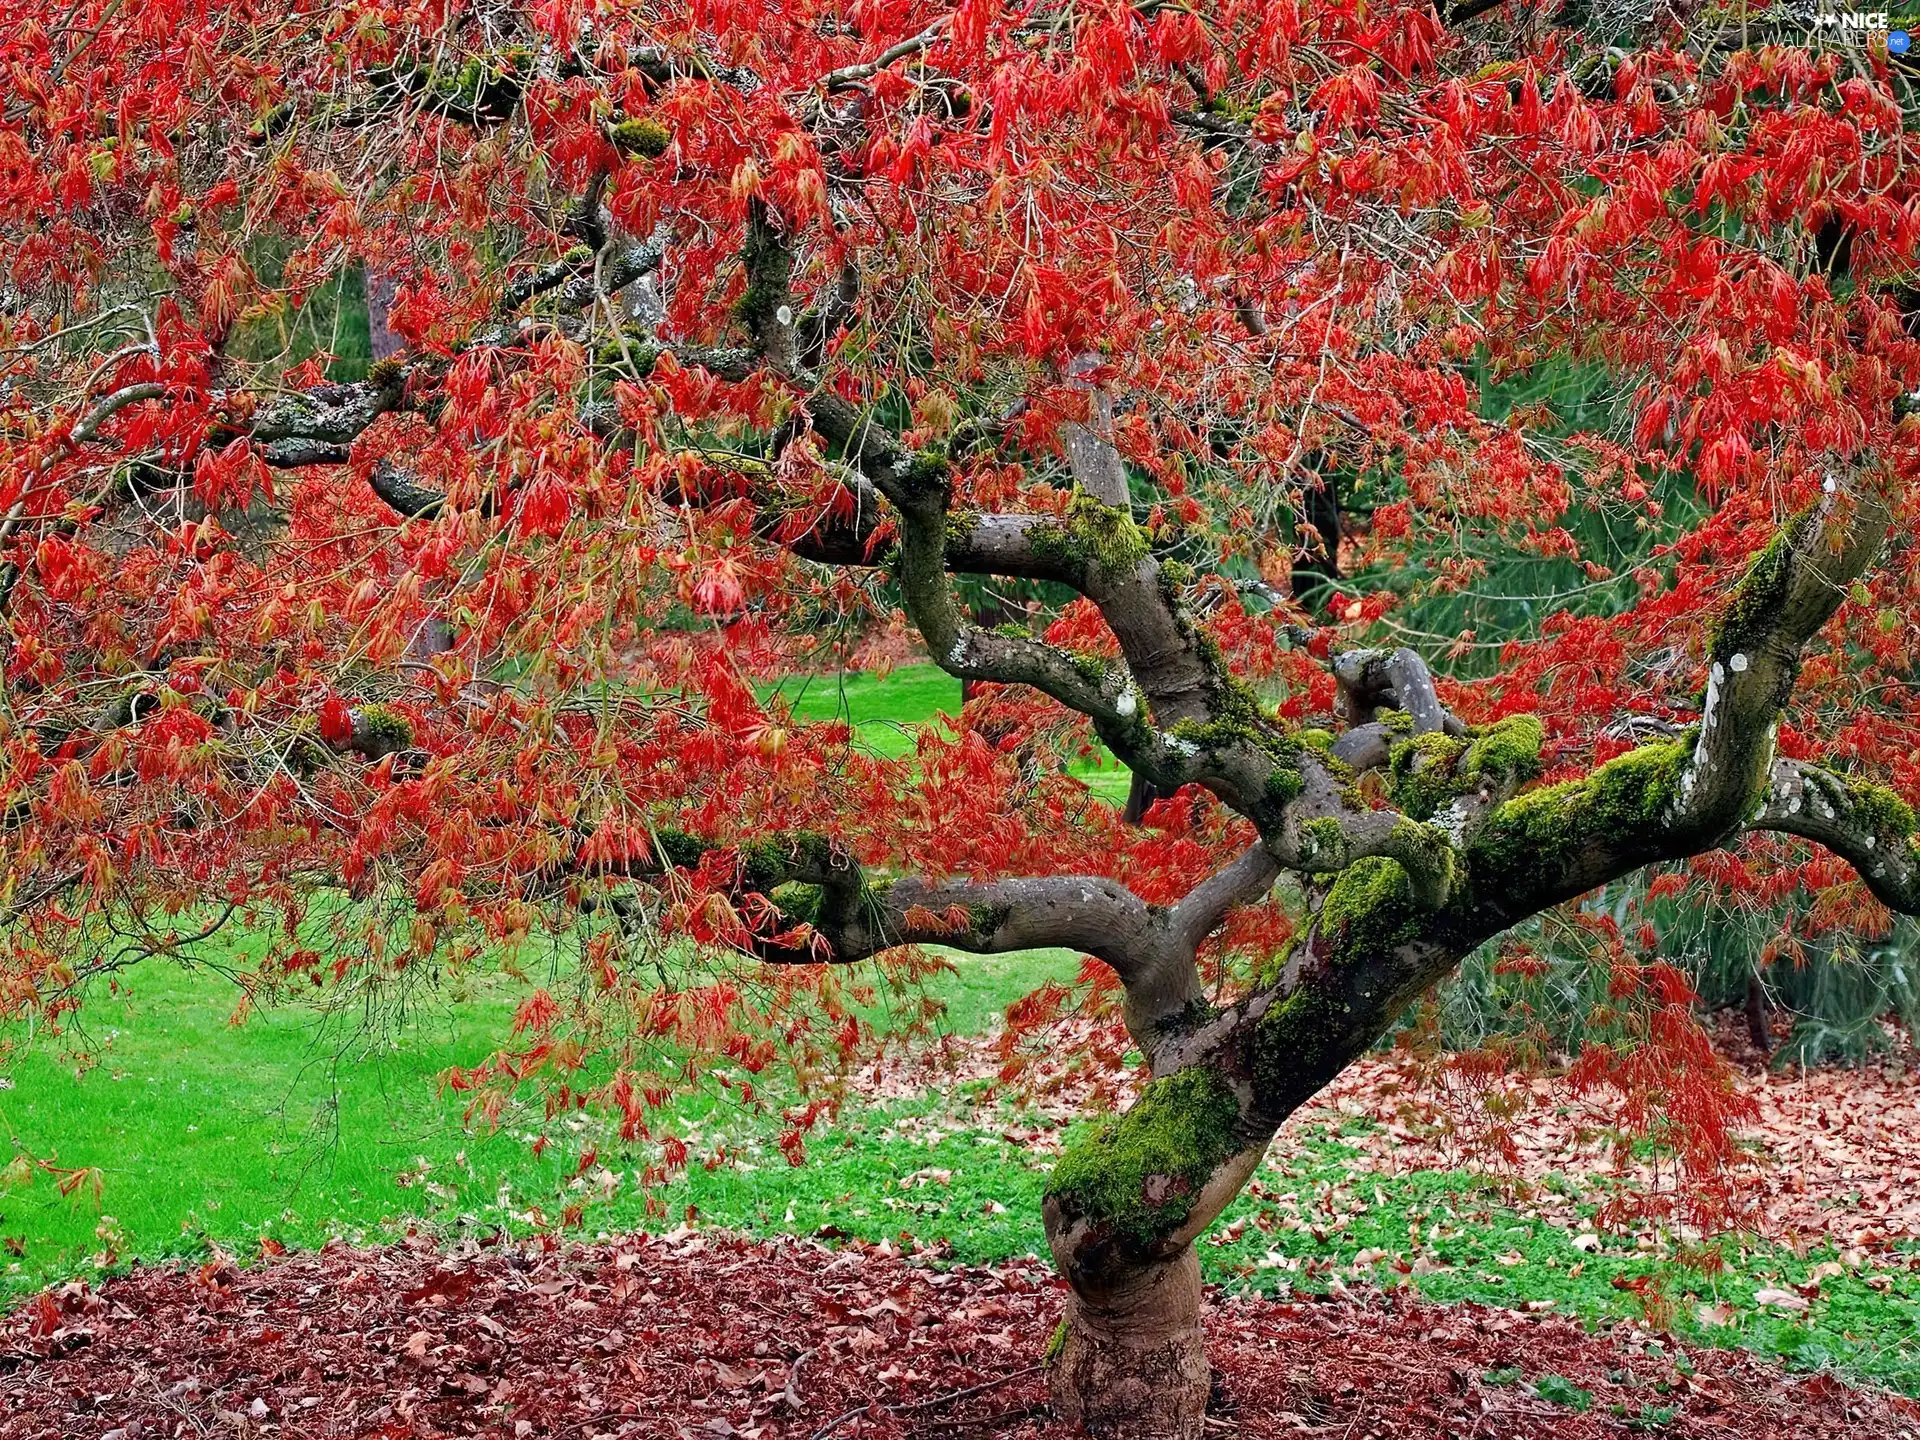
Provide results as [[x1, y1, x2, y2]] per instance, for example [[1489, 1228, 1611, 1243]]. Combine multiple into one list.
[[4, 1, 1920, 1435]]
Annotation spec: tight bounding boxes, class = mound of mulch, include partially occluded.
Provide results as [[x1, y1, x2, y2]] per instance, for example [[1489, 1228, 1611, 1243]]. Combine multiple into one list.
[[2, 1230, 1914, 1439]]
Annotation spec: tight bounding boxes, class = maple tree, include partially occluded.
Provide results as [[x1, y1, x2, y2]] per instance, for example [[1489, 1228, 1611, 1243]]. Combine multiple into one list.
[[5, 0, 1920, 1433]]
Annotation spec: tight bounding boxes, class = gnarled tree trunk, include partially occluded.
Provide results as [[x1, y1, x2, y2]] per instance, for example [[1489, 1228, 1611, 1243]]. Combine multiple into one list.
[[1042, 1062, 1272, 1439], [1044, 1244, 1205, 1436], [1047, 1245, 1210, 1440]]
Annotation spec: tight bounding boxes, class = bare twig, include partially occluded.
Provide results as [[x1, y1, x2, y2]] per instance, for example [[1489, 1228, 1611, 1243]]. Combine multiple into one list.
[[807, 1361, 1048, 1439], [817, 16, 952, 92]]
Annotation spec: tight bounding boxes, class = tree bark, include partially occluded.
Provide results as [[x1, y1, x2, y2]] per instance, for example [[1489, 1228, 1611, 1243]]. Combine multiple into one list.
[[1745, 970, 1772, 1057], [1047, 1245, 1211, 1440], [365, 268, 405, 361], [1291, 467, 1342, 611], [1123, 770, 1159, 825]]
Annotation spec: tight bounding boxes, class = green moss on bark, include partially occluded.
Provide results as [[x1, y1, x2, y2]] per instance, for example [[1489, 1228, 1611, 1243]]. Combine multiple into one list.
[[735, 205, 794, 344], [608, 116, 672, 158], [1847, 779, 1917, 839], [1068, 651, 1112, 687], [1251, 854, 1433, 1111], [1066, 491, 1147, 574], [592, 336, 666, 375], [1468, 737, 1692, 882], [1384, 818, 1459, 903], [1318, 855, 1422, 958], [769, 881, 823, 925], [738, 838, 788, 890], [1386, 717, 1544, 822], [1256, 933, 1302, 986], [1264, 767, 1305, 805], [1463, 714, 1544, 785], [1029, 491, 1150, 578], [965, 900, 1011, 936], [1298, 816, 1348, 872], [654, 831, 711, 869], [1711, 523, 1797, 665], [1252, 982, 1351, 1099], [1388, 731, 1469, 820], [735, 832, 838, 890], [353, 704, 413, 750], [392, 48, 531, 121], [1045, 1065, 1242, 1250]]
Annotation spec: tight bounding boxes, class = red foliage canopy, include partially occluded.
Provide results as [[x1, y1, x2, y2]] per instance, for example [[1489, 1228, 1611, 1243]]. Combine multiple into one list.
[[2, 0, 1918, 1165]]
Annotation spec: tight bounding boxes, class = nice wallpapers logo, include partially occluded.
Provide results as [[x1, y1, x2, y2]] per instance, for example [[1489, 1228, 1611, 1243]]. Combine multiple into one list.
[[1810, 10, 1909, 48], [1736, 5, 1913, 50]]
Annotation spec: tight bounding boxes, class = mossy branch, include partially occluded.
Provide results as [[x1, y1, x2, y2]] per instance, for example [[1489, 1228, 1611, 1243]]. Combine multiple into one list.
[[1674, 471, 1891, 845], [737, 199, 797, 373], [1749, 758, 1920, 916]]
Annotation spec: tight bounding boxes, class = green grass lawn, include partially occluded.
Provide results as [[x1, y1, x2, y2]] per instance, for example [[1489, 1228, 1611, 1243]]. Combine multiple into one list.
[[0, 949, 1080, 1299], [764, 663, 1135, 801], [0, 664, 1132, 1296]]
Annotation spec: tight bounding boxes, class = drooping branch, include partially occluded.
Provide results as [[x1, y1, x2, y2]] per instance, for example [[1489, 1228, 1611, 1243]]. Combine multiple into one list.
[[801, 873, 1168, 974], [760, 864, 1230, 1050], [167, 207, 1396, 906], [46, 206, 1499, 995], [229, 217, 670, 471], [798, 395, 1292, 813], [0, 382, 171, 601], [345, 401, 1420, 886], [1749, 758, 1920, 916], [575, 827, 1210, 1035], [71, 382, 169, 445], [710, 211, 1240, 759]]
